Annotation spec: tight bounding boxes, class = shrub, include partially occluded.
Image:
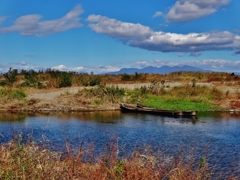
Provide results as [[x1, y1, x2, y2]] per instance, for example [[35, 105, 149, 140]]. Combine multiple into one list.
[[3, 68, 18, 87], [49, 70, 73, 88], [21, 69, 39, 87], [121, 74, 131, 81], [89, 77, 101, 86], [58, 72, 73, 88], [133, 72, 141, 80], [0, 80, 6, 86]]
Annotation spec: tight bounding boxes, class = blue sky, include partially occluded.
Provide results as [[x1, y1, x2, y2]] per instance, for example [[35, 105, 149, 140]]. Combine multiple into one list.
[[0, 0, 240, 73]]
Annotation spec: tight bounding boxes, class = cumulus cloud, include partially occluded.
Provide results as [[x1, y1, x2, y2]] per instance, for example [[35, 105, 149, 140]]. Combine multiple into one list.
[[0, 5, 84, 36], [166, 0, 231, 22], [87, 15, 240, 54], [133, 59, 240, 72], [52, 64, 120, 74], [52, 65, 84, 71], [183, 59, 240, 72], [87, 15, 152, 42]]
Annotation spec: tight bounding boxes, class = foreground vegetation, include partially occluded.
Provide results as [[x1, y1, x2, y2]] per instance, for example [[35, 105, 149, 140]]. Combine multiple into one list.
[[0, 136, 238, 179]]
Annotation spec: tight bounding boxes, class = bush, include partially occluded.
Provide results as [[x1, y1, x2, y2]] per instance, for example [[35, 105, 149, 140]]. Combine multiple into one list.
[[23, 70, 38, 87], [89, 77, 101, 86], [3, 68, 18, 87], [0, 80, 6, 86], [58, 72, 73, 88], [49, 70, 73, 88], [121, 74, 131, 81]]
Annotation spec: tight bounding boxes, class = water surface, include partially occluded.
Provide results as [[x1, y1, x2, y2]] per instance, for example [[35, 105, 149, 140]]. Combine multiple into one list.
[[0, 111, 240, 176]]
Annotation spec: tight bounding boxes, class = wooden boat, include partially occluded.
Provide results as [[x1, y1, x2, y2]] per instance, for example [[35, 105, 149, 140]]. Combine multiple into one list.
[[120, 103, 197, 117]]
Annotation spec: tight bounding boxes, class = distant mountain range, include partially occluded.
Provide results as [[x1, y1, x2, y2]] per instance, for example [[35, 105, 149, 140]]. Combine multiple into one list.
[[107, 65, 210, 75]]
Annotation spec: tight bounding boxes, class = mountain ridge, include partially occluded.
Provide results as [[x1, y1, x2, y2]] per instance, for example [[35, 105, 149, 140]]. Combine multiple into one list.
[[107, 65, 210, 75]]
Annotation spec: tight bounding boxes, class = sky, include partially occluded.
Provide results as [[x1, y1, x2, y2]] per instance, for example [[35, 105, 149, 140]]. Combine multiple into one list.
[[0, 0, 240, 74]]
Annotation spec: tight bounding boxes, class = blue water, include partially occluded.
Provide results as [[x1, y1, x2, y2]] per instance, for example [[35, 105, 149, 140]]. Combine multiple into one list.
[[0, 111, 240, 176]]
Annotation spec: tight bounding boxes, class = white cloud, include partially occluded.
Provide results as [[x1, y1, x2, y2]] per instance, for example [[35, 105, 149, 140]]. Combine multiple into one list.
[[0, 62, 121, 74], [87, 15, 152, 42], [1, 60, 239, 74], [153, 11, 163, 18], [52, 65, 84, 71], [52, 64, 120, 74], [166, 0, 231, 22], [0, 5, 84, 36], [133, 59, 240, 72], [87, 15, 240, 54]]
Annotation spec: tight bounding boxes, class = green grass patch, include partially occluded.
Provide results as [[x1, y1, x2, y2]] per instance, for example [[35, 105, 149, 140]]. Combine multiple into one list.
[[10, 90, 26, 100], [142, 95, 217, 111], [0, 89, 26, 100]]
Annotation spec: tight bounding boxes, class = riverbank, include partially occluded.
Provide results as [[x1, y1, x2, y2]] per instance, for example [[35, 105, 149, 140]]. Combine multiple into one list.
[[0, 81, 240, 112]]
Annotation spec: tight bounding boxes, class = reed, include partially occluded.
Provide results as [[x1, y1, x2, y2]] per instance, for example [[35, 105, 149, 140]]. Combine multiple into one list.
[[1, 135, 237, 180]]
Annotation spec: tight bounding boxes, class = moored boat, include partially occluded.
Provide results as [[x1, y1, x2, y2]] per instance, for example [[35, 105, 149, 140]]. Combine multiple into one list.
[[120, 103, 197, 117]]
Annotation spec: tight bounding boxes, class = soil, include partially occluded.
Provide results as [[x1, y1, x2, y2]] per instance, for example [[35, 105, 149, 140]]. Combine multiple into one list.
[[0, 82, 240, 112]]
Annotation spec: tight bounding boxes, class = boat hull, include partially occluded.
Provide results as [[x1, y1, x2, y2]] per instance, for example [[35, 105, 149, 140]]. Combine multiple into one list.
[[120, 103, 197, 117]]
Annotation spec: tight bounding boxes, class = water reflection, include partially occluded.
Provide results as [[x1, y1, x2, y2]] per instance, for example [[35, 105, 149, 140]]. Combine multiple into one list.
[[0, 112, 27, 122], [198, 111, 240, 119], [1, 111, 240, 124]]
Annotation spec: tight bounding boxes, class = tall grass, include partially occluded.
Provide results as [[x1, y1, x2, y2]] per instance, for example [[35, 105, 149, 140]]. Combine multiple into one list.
[[81, 85, 125, 104], [1, 136, 236, 179]]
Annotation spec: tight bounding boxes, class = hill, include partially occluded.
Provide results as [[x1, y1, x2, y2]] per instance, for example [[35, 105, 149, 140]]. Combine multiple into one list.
[[107, 65, 209, 75]]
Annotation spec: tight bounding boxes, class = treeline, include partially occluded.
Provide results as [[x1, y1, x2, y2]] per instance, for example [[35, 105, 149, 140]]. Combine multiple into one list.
[[0, 68, 239, 88]]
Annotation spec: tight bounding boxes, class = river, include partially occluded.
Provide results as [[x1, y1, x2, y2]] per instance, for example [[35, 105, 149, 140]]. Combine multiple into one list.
[[0, 111, 240, 176]]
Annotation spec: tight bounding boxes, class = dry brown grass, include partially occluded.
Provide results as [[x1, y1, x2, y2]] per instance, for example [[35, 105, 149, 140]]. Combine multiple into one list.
[[0, 136, 238, 180], [1, 71, 240, 88]]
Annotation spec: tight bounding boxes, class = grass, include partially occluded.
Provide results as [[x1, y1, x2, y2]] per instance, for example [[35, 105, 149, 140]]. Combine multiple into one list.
[[142, 95, 217, 111], [0, 89, 26, 100], [134, 84, 224, 111], [81, 85, 125, 104], [1, 135, 236, 179]]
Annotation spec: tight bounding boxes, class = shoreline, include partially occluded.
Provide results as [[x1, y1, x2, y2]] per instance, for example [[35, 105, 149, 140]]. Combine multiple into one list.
[[0, 106, 239, 113]]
